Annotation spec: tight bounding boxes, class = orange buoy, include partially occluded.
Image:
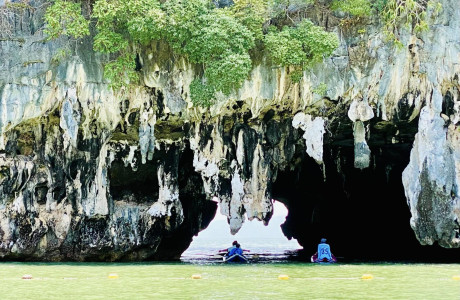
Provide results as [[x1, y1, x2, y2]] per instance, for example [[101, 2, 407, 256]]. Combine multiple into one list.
[[191, 274, 202, 279]]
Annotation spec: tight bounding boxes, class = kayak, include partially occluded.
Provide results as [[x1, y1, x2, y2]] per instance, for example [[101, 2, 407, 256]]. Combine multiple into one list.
[[311, 253, 337, 263], [223, 253, 249, 263]]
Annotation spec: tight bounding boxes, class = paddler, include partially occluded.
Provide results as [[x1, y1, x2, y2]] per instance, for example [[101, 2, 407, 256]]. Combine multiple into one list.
[[312, 238, 337, 263]]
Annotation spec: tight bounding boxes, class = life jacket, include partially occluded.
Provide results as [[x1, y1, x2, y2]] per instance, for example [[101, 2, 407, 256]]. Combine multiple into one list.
[[317, 243, 332, 260]]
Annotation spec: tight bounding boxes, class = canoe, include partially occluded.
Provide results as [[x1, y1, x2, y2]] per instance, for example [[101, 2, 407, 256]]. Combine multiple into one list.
[[311, 253, 337, 263], [223, 254, 249, 263]]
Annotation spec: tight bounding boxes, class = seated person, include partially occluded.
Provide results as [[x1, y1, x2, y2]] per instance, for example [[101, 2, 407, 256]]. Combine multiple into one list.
[[219, 240, 238, 255], [227, 243, 243, 257], [311, 238, 337, 263]]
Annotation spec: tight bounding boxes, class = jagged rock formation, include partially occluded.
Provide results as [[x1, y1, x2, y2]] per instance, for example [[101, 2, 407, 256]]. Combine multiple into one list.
[[0, 0, 459, 261]]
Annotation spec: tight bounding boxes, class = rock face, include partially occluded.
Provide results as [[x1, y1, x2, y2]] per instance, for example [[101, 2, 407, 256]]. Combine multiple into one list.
[[0, 0, 459, 261]]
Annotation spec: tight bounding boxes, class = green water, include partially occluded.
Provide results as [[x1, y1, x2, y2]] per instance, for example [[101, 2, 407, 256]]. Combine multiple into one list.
[[1, 262, 459, 299]]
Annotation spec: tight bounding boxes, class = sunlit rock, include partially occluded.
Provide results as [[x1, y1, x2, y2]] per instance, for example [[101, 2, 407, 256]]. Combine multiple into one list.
[[0, 0, 459, 261], [292, 112, 325, 164]]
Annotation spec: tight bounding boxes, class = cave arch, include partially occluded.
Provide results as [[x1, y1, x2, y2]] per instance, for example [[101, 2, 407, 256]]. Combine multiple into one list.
[[273, 145, 459, 262], [182, 200, 300, 261]]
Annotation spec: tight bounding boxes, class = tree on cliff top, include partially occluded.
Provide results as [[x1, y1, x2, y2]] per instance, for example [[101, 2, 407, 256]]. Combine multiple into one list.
[[43, 0, 340, 106], [43, 0, 441, 106]]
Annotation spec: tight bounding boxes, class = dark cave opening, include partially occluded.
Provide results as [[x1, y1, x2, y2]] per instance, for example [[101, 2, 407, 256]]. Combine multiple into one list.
[[109, 148, 159, 202], [273, 144, 459, 262], [107, 142, 217, 261], [151, 145, 218, 260]]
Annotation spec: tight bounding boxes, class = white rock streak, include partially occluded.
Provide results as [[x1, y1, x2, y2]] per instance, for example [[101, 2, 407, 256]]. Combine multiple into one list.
[[347, 99, 374, 122], [139, 108, 156, 164], [59, 87, 80, 150], [292, 112, 325, 164], [190, 123, 226, 195], [147, 165, 183, 230], [347, 99, 374, 169], [83, 143, 110, 216], [402, 88, 460, 247]]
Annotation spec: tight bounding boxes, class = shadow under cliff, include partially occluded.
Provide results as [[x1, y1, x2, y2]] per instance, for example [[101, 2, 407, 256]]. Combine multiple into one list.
[[273, 143, 459, 262]]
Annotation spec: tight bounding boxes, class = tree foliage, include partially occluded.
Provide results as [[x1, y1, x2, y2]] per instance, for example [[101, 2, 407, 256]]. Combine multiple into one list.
[[228, 0, 269, 41], [44, 0, 341, 105], [44, 0, 89, 40], [92, 0, 164, 45], [382, 0, 442, 47], [190, 79, 216, 108], [205, 52, 253, 94], [265, 20, 339, 81]]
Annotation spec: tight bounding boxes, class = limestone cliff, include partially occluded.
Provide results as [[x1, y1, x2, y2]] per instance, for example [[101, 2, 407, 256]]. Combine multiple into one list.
[[0, 0, 459, 261]]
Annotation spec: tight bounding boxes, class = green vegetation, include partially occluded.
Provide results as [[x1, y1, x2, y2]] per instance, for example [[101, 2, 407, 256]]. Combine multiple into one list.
[[269, 0, 314, 20], [382, 0, 442, 47], [331, 0, 372, 19], [42, 0, 440, 107], [190, 79, 216, 108], [265, 20, 339, 81], [330, 0, 441, 46], [312, 83, 328, 96], [372, 0, 389, 12], [228, 0, 268, 42], [44, 0, 341, 106], [44, 0, 89, 40]]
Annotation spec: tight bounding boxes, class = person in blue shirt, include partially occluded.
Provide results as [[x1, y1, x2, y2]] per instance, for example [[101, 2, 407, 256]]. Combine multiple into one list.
[[228, 240, 238, 253], [218, 240, 238, 255], [312, 238, 337, 263], [227, 243, 243, 257]]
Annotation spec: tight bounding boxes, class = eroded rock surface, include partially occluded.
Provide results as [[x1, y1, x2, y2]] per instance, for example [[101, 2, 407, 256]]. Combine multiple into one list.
[[0, 0, 459, 260]]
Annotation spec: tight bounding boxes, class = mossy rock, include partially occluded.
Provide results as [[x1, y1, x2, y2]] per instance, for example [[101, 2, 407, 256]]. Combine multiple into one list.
[[155, 117, 185, 141]]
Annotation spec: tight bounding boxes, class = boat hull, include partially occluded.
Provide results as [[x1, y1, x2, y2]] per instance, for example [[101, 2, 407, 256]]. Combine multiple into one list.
[[311, 253, 337, 263], [224, 254, 249, 263]]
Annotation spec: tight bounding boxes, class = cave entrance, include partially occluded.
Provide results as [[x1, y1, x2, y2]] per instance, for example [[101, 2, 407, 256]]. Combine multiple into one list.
[[181, 200, 301, 262], [109, 148, 160, 202], [273, 145, 459, 262]]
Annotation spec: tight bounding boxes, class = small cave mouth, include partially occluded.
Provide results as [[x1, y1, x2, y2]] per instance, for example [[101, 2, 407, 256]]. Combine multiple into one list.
[[34, 183, 48, 205], [108, 151, 159, 202]]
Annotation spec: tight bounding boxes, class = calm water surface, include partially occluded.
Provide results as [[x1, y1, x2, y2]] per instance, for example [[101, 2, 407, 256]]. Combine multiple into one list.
[[2, 206, 459, 299], [1, 262, 459, 299]]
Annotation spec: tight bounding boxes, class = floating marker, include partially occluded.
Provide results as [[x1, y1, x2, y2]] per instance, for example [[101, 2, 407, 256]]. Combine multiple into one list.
[[278, 274, 289, 280], [108, 273, 119, 279], [191, 274, 202, 279], [452, 275, 460, 281], [361, 274, 373, 280], [22, 274, 33, 280]]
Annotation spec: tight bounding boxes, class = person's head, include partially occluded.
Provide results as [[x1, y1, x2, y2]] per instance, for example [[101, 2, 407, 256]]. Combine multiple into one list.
[[236, 243, 241, 248], [320, 238, 327, 243], [232, 240, 238, 246]]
